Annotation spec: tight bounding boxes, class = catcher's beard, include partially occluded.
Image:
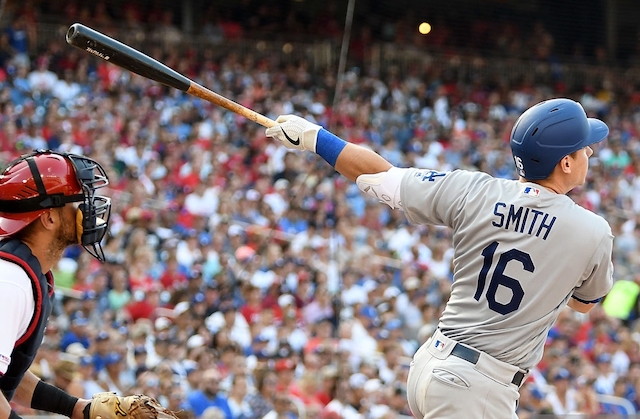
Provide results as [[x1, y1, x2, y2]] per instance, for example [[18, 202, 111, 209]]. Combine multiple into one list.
[[48, 209, 79, 261]]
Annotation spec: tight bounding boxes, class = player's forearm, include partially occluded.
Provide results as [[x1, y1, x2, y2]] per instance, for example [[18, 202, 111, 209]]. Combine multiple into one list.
[[13, 370, 88, 419], [263, 117, 393, 180], [331, 141, 393, 182], [11, 370, 38, 408], [0, 391, 13, 419]]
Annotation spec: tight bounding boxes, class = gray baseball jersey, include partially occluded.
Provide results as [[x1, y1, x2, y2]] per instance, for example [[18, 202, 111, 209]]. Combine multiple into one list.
[[401, 168, 614, 370]]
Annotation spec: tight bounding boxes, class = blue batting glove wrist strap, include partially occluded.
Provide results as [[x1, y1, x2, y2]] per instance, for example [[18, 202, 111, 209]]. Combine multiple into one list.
[[316, 129, 347, 167]]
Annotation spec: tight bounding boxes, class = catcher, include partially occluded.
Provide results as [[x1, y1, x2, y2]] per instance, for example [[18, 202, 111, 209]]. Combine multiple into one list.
[[0, 151, 177, 419]]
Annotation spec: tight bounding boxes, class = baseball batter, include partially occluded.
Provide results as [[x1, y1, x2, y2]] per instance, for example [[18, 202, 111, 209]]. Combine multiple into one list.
[[265, 98, 614, 418]]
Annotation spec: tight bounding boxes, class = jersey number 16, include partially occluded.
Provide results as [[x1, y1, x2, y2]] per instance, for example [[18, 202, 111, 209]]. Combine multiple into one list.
[[473, 241, 533, 315]]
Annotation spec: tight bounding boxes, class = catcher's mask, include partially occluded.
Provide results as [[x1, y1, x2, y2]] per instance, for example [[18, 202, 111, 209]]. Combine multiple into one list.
[[0, 150, 111, 261]]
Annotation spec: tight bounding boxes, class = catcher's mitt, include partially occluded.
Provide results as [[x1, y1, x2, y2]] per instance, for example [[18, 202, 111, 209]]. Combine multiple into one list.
[[89, 392, 180, 419]]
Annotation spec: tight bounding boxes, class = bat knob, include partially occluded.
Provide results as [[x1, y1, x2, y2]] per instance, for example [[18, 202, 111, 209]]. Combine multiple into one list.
[[66, 23, 82, 44]]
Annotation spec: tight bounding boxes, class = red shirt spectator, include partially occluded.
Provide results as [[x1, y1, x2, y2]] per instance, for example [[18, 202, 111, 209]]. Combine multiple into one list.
[[159, 257, 188, 291]]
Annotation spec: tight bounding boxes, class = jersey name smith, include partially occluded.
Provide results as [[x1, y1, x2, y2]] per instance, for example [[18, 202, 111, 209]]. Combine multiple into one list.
[[492, 202, 556, 240]]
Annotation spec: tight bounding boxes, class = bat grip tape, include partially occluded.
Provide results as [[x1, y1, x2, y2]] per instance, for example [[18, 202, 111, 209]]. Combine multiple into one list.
[[31, 380, 78, 417]]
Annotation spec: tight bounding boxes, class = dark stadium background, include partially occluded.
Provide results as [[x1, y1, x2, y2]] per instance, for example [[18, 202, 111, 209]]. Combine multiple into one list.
[[27, 0, 639, 63]]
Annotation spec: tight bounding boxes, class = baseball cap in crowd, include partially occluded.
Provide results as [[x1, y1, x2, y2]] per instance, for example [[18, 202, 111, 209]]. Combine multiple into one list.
[[105, 352, 122, 366], [155, 317, 172, 331], [192, 293, 205, 304], [377, 302, 391, 315], [595, 353, 612, 364], [359, 305, 378, 319], [253, 334, 270, 345], [403, 276, 421, 291], [553, 368, 571, 381], [183, 359, 198, 375], [349, 373, 368, 389], [96, 331, 110, 341], [364, 378, 382, 393], [369, 405, 391, 419], [186, 334, 205, 350], [65, 342, 87, 357], [278, 294, 295, 307], [133, 345, 147, 356], [70, 311, 88, 327], [79, 355, 93, 367], [235, 245, 256, 262], [246, 189, 261, 201], [173, 301, 190, 317], [274, 178, 290, 191], [385, 318, 402, 331], [227, 224, 243, 237], [219, 300, 237, 313], [274, 358, 296, 372], [383, 286, 401, 300], [377, 330, 390, 340], [82, 290, 96, 301]]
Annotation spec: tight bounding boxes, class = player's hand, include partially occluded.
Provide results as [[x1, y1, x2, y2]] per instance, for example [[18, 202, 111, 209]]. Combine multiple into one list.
[[265, 115, 321, 152]]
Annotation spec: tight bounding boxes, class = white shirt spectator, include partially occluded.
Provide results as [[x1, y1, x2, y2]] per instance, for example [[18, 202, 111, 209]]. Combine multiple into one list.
[[116, 145, 155, 174], [263, 182, 290, 217], [341, 284, 368, 307], [545, 388, 580, 415], [28, 68, 58, 93], [175, 237, 202, 270], [324, 399, 363, 419], [184, 185, 220, 217], [206, 311, 252, 350], [52, 76, 81, 103]]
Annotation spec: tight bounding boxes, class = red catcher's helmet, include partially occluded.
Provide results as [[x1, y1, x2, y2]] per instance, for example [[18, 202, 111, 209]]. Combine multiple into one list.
[[0, 150, 111, 261]]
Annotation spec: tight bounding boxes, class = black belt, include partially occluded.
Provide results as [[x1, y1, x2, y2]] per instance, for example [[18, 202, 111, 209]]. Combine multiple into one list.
[[450, 343, 526, 387]]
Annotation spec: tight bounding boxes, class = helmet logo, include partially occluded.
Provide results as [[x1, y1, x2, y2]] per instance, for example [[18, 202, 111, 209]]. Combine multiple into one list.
[[513, 156, 525, 177]]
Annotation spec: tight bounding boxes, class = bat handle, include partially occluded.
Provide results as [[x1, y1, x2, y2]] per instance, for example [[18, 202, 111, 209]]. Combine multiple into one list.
[[188, 83, 275, 128]]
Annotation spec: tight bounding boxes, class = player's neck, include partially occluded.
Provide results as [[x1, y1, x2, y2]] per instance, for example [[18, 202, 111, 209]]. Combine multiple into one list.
[[20, 234, 61, 274]]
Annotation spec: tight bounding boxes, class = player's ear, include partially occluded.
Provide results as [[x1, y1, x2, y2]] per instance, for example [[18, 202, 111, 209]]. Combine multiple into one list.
[[560, 156, 571, 174], [38, 209, 58, 231]]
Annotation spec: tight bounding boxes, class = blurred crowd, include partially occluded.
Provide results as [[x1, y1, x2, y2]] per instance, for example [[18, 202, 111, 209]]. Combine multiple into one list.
[[2, 3, 640, 419]]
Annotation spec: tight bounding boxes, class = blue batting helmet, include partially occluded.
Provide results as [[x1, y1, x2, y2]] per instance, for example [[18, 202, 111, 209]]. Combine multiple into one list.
[[509, 98, 609, 180]]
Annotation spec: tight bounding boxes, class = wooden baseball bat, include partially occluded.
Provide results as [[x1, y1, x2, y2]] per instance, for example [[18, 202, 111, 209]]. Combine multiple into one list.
[[66, 23, 275, 128]]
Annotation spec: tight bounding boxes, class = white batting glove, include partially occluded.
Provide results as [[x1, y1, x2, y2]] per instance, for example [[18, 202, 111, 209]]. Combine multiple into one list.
[[265, 115, 321, 152]]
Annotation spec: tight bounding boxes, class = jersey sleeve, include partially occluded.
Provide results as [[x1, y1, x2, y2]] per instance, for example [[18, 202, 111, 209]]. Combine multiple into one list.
[[400, 168, 491, 228], [0, 263, 35, 375], [571, 226, 614, 303]]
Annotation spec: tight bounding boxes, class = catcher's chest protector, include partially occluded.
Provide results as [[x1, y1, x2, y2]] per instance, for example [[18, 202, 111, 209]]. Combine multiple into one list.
[[0, 239, 54, 400]]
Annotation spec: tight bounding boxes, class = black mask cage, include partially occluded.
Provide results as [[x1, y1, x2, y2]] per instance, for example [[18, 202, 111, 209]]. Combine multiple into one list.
[[69, 154, 111, 262]]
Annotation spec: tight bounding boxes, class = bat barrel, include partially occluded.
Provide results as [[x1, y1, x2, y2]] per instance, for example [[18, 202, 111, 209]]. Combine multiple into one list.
[[66, 23, 276, 127], [66, 23, 191, 92]]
